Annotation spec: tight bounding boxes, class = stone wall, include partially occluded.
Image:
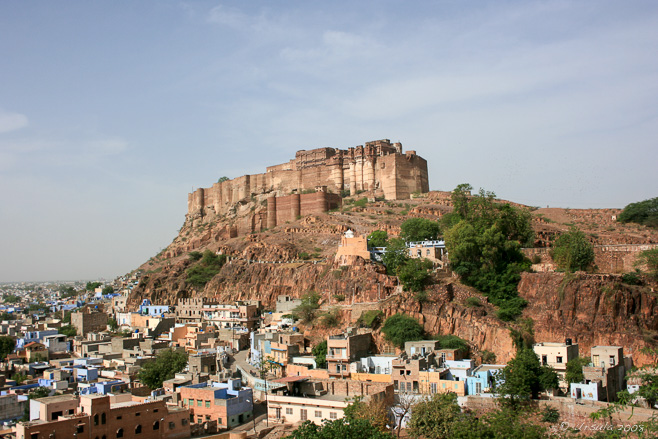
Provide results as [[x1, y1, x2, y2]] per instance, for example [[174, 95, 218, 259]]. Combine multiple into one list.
[[187, 139, 429, 219]]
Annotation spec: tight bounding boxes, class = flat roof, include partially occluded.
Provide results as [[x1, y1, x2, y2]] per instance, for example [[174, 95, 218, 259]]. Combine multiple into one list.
[[35, 394, 77, 404]]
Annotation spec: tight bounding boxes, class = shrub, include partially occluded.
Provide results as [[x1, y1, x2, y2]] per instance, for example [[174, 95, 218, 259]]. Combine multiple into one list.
[[465, 297, 482, 307], [481, 350, 496, 364], [382, 314, 424, 348], [186, 250, 227, 288], [367, 230, 388, 248], [400, 217, 441, 242], [415, 290, 429, 303], [618, 197, 658, 228], [292, 291, 321, 323], [531, 254, 542, 264], [320, 308, 340, 328], [358, 310, 384, 329], [398, 258, 433, 292], [551, 227, 595, 272], [435, 334, 469, 354], [298, 252, 310, 260], [333, 294, 345, 302], [637, 248, 658, 278], [621, 271, 643, 285], [312, 340, 327, 368], [353, 197, 368, 208], [541, 406, 560, 423]]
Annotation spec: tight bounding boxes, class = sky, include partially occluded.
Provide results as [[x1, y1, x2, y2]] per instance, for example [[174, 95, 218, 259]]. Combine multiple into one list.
[[0, 1, 657, 282]]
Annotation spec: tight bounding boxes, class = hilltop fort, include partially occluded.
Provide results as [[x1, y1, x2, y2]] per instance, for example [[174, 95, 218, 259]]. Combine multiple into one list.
[[187, 139, 429, 225]]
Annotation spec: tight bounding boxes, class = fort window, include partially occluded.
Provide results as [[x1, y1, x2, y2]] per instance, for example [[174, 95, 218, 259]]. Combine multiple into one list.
[[31, 434, 39, 439], [169, 422, 176, 430], [116, 429, 123, 438], [76, 425, 84, 434], [135, 425, 142, 434], [116, 416, 122, 420], [101, 413, 106, 424], [94, 414, 99, 426], [153, 421, 160, 431]]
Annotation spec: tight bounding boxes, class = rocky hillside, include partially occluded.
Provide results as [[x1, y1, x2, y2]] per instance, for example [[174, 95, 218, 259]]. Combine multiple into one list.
[[128, 190, 658, 365]]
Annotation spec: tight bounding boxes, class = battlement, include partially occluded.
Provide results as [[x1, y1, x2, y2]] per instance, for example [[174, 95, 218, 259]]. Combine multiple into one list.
[[187, 139, 429, 220]]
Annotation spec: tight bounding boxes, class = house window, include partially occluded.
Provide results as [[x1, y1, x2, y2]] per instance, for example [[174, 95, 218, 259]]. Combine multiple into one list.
[[406, 370, 411, 375], [430, 383, 437, 394], [301, 409, 307, 421], [116, 430, 124, 439], [285, 408, 293, 415], [217, 417, 223, 424], [315, 411, 322, 418], [475, 382, 482, 394], [609, 356, 615, 366], [394, 380, 398, 390], [197, 399, 202, 406], [556, 356, 563, 364], [330, 412, 337, 419], [94, 414, 99, 425], [153, 421, 160, 431], [406, 382, 412, 392], [76, 425, 84, 434], [205, 401, 210, 408], [181, 419, 188, 426], [31, 434, 39, 439], [101, 413, 106, 425], [169, 422, 176, 430], [135, 425, 142, 435], [399, 370, 404, 375]]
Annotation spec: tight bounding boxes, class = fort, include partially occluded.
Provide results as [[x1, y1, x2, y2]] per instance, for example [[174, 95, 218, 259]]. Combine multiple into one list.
[[187, 139, 429, 221]]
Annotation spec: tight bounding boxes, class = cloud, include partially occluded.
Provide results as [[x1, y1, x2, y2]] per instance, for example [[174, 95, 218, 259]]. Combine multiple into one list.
[[0, 109, 28, 133]]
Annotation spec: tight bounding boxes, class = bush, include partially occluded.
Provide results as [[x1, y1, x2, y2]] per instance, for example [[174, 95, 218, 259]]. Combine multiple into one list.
[[618, 197, 658, 228], [415, 290, 429, 303], [551, 227, 595, 272], [367, 230, 388, 248], [637, 248, 658, 278], [531, 254, 542, 264], [312, 341, 327, 369], [541, 406, 560, 423], [186, 250, 227, 288], [320, 308, 340, 328], [435, 335, 469, 354], [292, 291, 321, 323], [298, 252, 310, 260], [621, 270, 643, 285], [188, 251, 203, 261], [465, 297, 482, 307], [382, 314, 424, 348], [59, 325, 77, 337], [398, 258, 433, 292], [400, 217, 441, 242], [333, 294, 345, 302], [358, 310, 384, 328], [138, 349, 188, 389], [353, 197, 368, 208]]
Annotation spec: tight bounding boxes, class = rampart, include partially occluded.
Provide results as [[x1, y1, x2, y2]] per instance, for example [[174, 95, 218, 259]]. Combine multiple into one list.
[[187, 139, 429, 219]]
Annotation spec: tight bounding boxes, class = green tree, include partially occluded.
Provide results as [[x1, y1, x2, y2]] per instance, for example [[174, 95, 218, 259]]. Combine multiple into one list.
[[400, 218, 441, 242], [407, 392, 461, 439], [12, 373, 27, 384], [0, 312, 14, 321], [381, 314, 424, 349], [434, 335, 469, 356], [138, 349, 188, 389], [444, 185, 533, 321], [495, 348, 557, 406], [358, 310, 384, 329], [637, 248, 658, 278], [565, 357, 590, 385], [284, 418, 393, 439], [85, 281, 102, 291], [218, 176, 229, 183], [618, 197, 658, 228], [312, 340, 327, 369], [59, 325, 77, 337], [398, 258, 433, 292], [368, 230, 389, 248], [4, 294, 20, 303], [0, 336, 15, 360], [292, 291, 321, 323], [107, 317, 119, 331], [188, 251, 203, 261], [101, 285, 114, 295], [451, 406, 549, 439], [381, 238, 409, 275], [551, 227, 595, 272], [186, 250, 227, 288], [59, 285, 77, 298]]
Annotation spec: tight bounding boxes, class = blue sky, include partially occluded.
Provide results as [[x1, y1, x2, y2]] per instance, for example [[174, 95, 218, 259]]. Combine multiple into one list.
[[1, 1, 657, 282]]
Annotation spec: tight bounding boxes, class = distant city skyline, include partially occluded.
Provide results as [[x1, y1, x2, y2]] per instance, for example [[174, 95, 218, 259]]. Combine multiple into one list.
[[1, 1, 657, 282]]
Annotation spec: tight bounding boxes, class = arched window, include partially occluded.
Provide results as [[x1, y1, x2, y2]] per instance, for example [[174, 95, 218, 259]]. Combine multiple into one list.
[[94, 414, 99, 426], [101, 413, 106, 425], [135, 425, 142, 435], [153, 421, 159, 431], [116, 429, 124, 439]]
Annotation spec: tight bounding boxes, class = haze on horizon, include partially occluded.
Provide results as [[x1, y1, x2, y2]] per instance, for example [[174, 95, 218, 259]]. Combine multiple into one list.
[[0, 1, 656, 283]]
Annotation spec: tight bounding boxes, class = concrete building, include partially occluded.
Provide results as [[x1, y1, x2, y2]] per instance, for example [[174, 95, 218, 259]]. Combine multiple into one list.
[[71, 309, 109, 336], [335, 230, 371, 265], [533, 340, 579, 388], [179, 379, 253, 429], [406, 240, 446, 267], [326, 330, 372, 378], [267, 378, 393, 425], [465, 364, 505, 396], [18, 394, 190, 439]]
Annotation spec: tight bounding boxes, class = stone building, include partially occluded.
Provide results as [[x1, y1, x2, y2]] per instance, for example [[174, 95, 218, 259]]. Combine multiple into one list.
[[176, 298, 216, 324], [326, 330, 372, 378], [71, 308, 109, 336], [187, 139, 430, 221], [179, 380, 253, 429], [17, 394, 190, 439]]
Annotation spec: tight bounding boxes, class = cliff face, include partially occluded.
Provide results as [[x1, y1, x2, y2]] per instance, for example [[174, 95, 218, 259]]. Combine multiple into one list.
[[519, 272, 658, 365]]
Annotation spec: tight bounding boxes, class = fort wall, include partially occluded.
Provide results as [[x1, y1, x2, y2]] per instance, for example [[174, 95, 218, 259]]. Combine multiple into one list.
[[187, 139, 429, 219]]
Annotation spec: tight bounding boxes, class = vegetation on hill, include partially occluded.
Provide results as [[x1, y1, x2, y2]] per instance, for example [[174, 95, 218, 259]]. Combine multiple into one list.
[[618, 197, 658, 228], [86, 281, 102, 291], [400, 217, 441, 242], [312, 340, 327, 369], [186, 250, 227, 288], [495, 348, 558, 406], [138, 348, 188, 389], [367, 230, 389, 248], [292, 291, 321, 323], [443, 183, 534, 321], [637, 248, 658, 278], [0, 336, 15, 361], [382, 314, 424, 348], [551, 227, 595, 272]]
